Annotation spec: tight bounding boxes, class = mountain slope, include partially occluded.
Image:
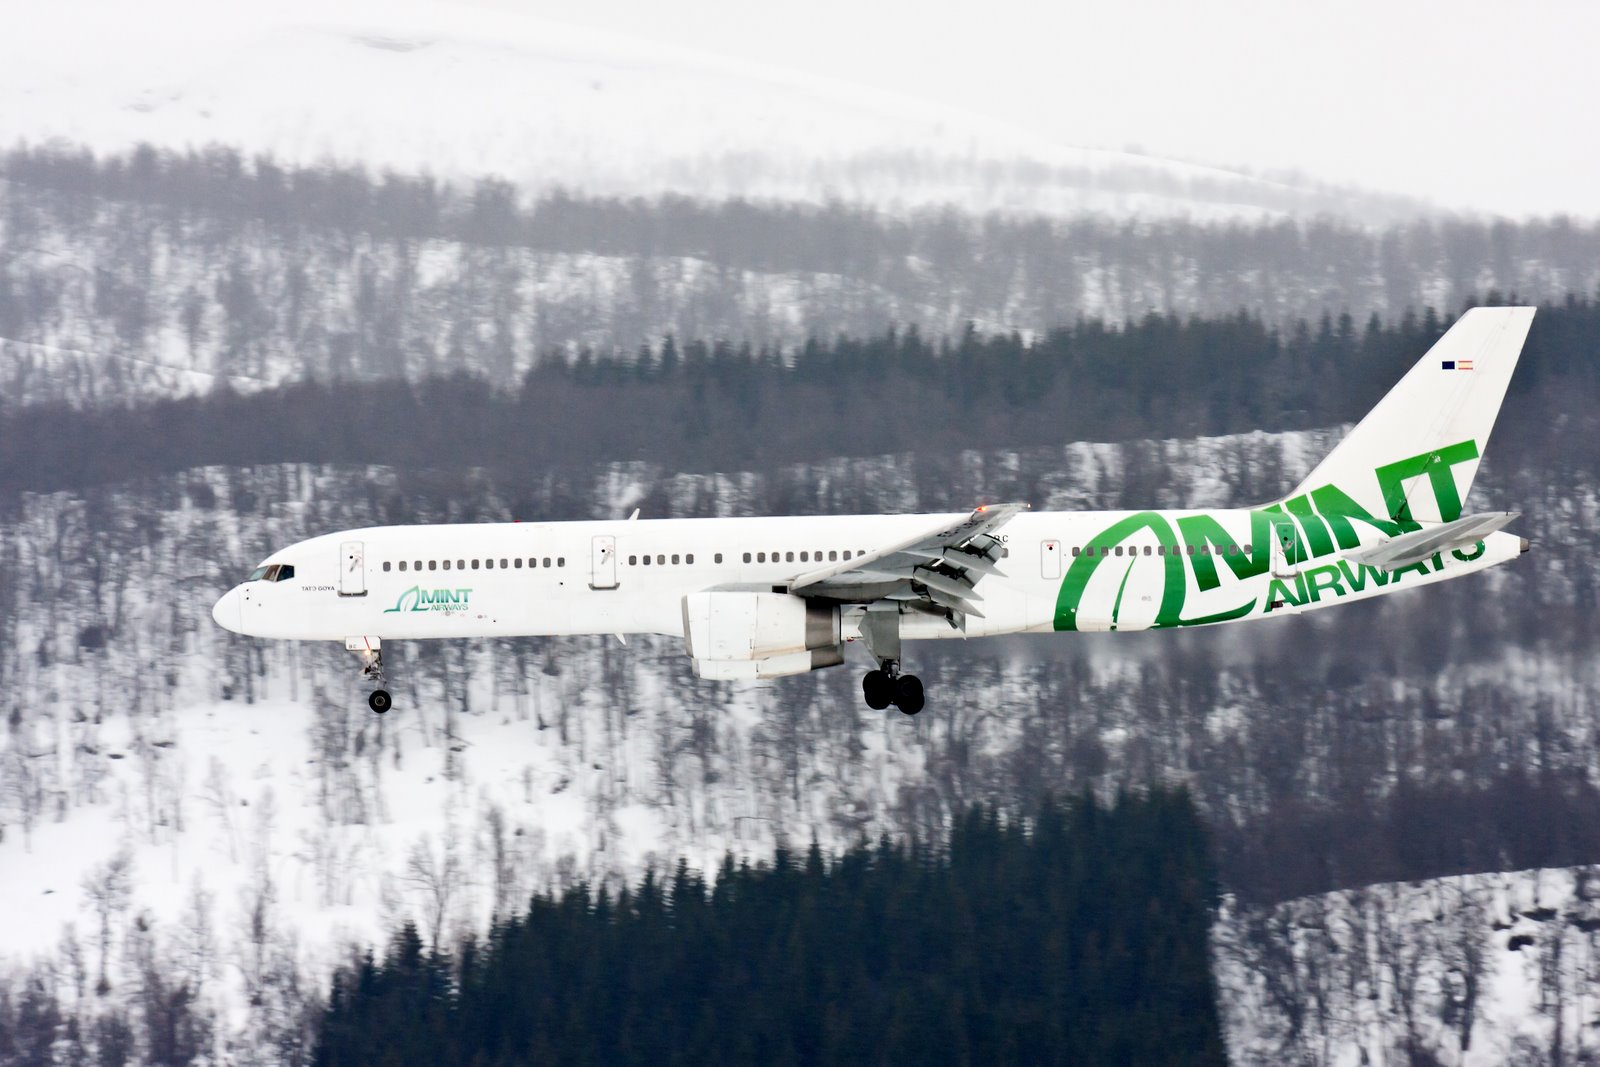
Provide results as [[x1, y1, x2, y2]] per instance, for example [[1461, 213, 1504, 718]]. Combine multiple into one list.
[[1, 417, 1596, 1055], [0, 0, 1426, 222]]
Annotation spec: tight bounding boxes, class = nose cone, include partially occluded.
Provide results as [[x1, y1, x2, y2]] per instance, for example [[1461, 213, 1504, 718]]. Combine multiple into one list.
[[212, 587, 242, 633]]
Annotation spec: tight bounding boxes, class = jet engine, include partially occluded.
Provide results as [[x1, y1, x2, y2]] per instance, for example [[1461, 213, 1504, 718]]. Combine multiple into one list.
[[681, 591, 843, 680]]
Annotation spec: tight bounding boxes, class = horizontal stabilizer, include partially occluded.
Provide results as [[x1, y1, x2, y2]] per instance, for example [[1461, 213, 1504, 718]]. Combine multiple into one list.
[[1343, 511, 1519, 571]]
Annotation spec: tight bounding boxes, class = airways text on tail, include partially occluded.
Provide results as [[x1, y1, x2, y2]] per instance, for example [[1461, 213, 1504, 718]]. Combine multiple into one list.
[[212, 307, 1536, 716]]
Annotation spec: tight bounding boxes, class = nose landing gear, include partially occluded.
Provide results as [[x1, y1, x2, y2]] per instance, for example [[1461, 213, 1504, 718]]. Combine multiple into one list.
[[347, 637, 392, 715]]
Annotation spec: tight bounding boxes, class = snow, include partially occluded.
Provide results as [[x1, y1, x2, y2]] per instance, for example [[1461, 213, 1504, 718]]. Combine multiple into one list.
[[0, 0, 1420, 222]]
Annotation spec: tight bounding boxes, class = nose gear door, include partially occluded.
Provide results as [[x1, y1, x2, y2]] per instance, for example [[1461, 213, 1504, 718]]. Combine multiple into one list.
[[340, 541, 367, 596]]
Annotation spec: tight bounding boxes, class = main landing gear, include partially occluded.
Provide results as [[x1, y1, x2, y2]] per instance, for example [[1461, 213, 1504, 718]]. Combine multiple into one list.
[[856, 611, 923, 715], [348, 638, 391, 715], [863, 662, 925, 716]]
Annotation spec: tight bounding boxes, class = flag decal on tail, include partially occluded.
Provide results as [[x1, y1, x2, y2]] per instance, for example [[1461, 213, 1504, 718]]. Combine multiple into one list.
[[1441, 359, 1474, 371]]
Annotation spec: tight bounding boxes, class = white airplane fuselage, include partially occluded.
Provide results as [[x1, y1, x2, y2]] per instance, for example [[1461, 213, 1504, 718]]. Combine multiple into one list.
[[210, 307, 1539, 712], [212, 510, 1522, 644]]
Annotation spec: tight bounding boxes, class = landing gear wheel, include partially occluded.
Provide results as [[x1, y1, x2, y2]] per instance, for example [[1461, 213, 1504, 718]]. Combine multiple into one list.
[[862, 670, 893, 710], [893, 675, 925, 716], [367, 689, 392, 715]]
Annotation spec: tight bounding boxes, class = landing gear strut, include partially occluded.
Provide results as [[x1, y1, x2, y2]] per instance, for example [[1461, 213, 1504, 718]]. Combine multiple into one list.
[[348, 637, 391, 715], [857, 611, 924, 715]]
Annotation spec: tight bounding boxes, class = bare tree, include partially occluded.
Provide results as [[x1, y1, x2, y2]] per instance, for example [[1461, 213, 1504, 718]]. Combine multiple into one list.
[[81, 848, 134, 994], [405, 833, 464, 951]]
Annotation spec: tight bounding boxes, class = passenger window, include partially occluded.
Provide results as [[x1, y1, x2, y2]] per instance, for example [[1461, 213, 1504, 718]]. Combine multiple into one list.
[[784, 551, 793, 562], [743, 553, 751, 563], [687, 554, 695, 564], [713, 553, 722, 563], [1244, 544, 1253, 555], [443, 560, 452, 570], [629, 555, 638, 565], [485, 559, 494, 570], [515, 558, 523, 569], [558, 557, 565, 567], [642, 555, 651, 566], [757, 552, 766, 563], [842, 551, 851, 560], [472, 560, 480, 570], [383, 561, 392, 572], [1143, 546, 1152, 556], [800, 551, 809, 562], [672, 554, 680, 565], [500, 558, 508, 568], [828, 551, 837, 561], [544, 558, 552, 568], [429, 561, 437, 571], [657, 554, 666, 565], [399, 561, 407, 572], [528, 558, 537, 568]]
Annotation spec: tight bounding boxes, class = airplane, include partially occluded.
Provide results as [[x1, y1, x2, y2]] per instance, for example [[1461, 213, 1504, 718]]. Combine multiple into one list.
[[212, 306, 1536, 717]]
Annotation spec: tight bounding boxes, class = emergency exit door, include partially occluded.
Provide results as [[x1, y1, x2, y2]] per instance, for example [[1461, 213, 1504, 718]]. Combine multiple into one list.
[[1270, 519, 1301, 579], [590, 536, 619, 590], [1040, 539, 1062, 580], [339, 541, 366, 596]]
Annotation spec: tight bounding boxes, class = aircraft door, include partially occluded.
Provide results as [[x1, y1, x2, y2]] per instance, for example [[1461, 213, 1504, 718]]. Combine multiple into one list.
[[590, 535, 619, 590], [1040, 539, 1062, 580], [339, 541, 367, 596], [1270, 519, 1301, 579]]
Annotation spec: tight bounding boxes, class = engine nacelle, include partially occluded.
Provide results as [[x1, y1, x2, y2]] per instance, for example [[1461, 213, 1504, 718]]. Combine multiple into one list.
[[682, 591, 843, 680]]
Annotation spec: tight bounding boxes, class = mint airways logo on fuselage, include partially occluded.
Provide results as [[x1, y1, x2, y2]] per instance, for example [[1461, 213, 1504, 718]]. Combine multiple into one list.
[[383, 586, 473, 614], [1053, 439, 1486, 632]]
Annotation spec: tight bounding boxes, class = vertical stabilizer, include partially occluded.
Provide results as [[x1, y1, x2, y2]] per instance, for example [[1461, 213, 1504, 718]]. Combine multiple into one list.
[[1286, 307, 1534, 525]]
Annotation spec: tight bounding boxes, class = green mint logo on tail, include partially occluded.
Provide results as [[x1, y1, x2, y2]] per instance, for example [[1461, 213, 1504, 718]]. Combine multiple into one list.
[[1054, 441, 1483, 632]]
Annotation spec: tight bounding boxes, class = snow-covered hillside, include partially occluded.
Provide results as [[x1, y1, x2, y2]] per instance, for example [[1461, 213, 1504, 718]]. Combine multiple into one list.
[[0, 0, 1426, 223], [6, 179, 1599, 410], [1, 424, 1597, 1057], [1217, 868, 1600, 1065]]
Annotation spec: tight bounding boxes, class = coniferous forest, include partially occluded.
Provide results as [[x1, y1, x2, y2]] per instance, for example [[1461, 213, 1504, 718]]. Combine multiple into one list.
[[316, 793, 1224, 1067], [6, 293, 1599, 498]]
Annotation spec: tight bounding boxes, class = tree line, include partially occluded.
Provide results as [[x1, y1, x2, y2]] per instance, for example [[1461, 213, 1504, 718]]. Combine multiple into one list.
[[315, 792, 1225, 1067], [5, 294, 1598, 498]]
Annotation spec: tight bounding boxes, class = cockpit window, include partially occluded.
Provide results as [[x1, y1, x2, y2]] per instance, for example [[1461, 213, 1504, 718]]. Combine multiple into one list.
[[247, 566, 270, 582], [276, 565, 295, 581], [247, 564, 297, 583]]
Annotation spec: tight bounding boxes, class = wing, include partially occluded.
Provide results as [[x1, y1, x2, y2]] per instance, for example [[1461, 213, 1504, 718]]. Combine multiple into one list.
[[788, 502, 1029, 620]]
